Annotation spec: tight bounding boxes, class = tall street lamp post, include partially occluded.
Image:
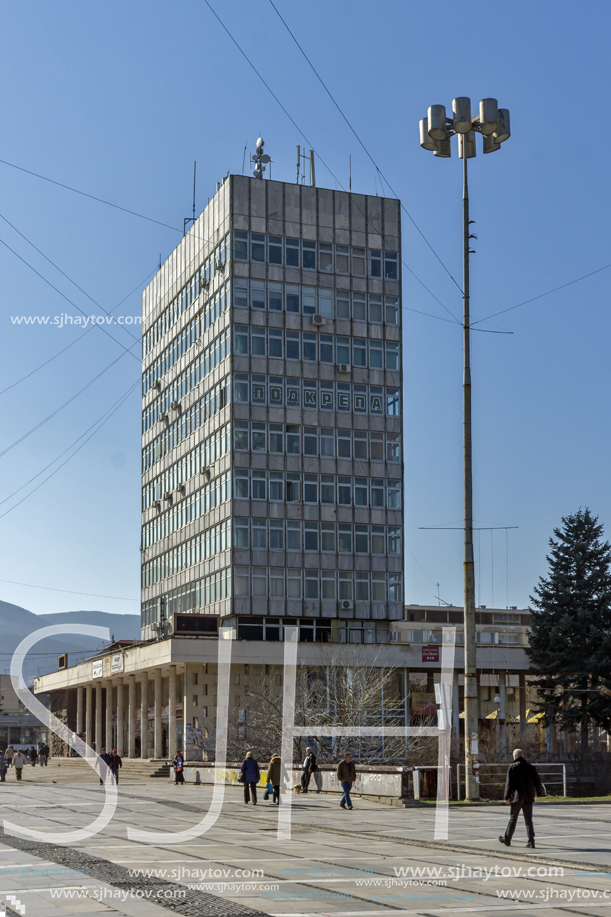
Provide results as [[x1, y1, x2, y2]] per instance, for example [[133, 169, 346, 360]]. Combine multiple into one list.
[[419, 97, 511, 801]]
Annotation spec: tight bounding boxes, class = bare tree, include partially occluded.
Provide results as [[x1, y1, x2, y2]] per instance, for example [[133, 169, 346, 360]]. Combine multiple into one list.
[[203, 645, 437, 766]]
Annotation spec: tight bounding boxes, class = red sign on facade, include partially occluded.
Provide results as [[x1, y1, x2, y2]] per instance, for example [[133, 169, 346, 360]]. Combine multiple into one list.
[[422, 645, 440, 663]]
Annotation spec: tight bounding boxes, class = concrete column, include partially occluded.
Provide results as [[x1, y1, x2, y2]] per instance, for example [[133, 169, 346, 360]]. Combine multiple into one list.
[[95, 682, 102, 752], [105, 682, 113, 752], [452, 671, 460, 743], [76, 686, 83, 735], [85, 684, 92, 752], [519, 673, 527, 734], [116, 682, 124, 756], [168, 666, 177, 759], [140, 675, 149, 759], [498, 672, 507, 757], [183, 666, 190, 758], [154, 669, 162, 759], [128, 675, 136, 758], [402, 668, 409, 758]]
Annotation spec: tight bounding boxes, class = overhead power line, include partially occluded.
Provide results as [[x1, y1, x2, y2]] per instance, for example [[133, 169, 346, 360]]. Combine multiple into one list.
[[0, 157, 180, 233], [0, 158, 242, 262], [0, 379, 140, 507], [0, 576, 137, 602], [0, 267, 154, 397], [0, 235, 141, 360], [0, 211, 141, 343], [267, 0, 462, 298], [202, 0, 460, 325], [471, 263, 611, 326], [0, 378, 140, 520], [0, 350, 135, 461]]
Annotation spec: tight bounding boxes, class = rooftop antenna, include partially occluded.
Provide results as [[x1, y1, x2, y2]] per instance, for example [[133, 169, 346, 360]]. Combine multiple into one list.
[[296, 145, 301, 184], [242, 141, 248, 176], [183, 161, 197, 235], [251, 137, 271, 179], [349, 154, 352, 192], [309, 150, 316, 187]]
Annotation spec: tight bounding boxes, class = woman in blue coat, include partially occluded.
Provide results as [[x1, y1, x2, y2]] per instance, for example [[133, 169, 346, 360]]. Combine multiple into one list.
[[240, 750, 260, 805]]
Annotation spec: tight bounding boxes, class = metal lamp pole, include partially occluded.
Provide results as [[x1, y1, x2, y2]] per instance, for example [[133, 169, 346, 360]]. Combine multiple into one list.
[[420, 98, 511, 801]]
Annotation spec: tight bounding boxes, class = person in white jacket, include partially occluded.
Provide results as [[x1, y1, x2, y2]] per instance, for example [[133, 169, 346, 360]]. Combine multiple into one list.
[[12, 750, 27, 781]]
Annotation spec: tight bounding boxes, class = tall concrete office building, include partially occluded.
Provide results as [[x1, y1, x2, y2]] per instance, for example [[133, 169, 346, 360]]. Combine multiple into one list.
[[140, 170, 404, 645]]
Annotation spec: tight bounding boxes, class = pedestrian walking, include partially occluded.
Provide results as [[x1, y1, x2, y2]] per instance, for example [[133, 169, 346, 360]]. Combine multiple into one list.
[[499, 748, 545, 849], [5, 746, 14, 768], [29, 746, 37, 766], [39, 744, 49, 766], [300, 747, 317, 794], [0, 751, 6, 783], [337, 752, 356, 810], [108, 748, 122, 785], [13, 750, 27, 781], [267, 754, 282, 805], [241, 750, 260, 805], [173, 750, 185, 785], [98, 748, 111, 785]]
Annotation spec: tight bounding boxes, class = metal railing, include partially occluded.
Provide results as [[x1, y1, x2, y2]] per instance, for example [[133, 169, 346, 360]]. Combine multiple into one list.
[[456, 762, 567, 799]]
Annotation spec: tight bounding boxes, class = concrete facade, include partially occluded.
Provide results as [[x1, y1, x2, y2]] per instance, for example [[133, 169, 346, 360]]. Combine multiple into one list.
[[34, 606, 535, 759], [140, 175, 404, 638]]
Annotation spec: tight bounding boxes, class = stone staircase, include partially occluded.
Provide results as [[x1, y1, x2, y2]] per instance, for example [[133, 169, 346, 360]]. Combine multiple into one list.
[[48, 757, 171, 779]]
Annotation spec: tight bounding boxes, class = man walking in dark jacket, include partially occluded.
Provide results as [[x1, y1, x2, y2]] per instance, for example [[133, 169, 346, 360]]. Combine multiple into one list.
[[108, 749, 122, 785], [499, 748, 544, 848], [301, 747, 317, 793], [337, 752, 357, 810]]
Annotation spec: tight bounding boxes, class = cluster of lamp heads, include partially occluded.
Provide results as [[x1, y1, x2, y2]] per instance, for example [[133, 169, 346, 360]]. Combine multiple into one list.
[[420, 97, 511, 158]]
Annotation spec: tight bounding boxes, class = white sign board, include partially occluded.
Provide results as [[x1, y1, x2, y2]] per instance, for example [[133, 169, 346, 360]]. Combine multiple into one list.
[[92, 660, 103, 679]]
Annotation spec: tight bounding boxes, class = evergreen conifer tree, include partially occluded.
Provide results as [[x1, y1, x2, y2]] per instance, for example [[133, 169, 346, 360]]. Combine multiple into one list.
[[528, 508, 611, 750]]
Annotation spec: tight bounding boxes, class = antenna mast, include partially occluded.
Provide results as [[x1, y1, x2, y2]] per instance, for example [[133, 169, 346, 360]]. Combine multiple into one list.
[[183, 161, 197, 235], [251, 138, 271, 178]]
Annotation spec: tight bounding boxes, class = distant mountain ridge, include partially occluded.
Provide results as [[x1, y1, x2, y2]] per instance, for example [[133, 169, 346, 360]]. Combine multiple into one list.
[[0, 599, 141, 681]]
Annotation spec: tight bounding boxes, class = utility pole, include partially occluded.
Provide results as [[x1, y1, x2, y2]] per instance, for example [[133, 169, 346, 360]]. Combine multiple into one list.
[[419, 97, 511, 800], [462, 145, 479, 801]]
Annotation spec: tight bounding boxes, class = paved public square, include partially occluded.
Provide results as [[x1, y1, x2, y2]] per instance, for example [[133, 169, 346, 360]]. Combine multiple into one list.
[[1, 764, 611, 917]]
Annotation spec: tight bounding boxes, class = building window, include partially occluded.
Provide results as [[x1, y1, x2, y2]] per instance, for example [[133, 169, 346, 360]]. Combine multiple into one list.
[[252, 519, 267, 549], [251, 234, 265, 262], [234, 231, 248, 261], [286, 239, 299, 267], [319, 243, 333, 273], [270, 520, 284, 550], [287, 571, 302, 598], [336, 245, 349, 273], [235, 522, 249, 549], [370, 250, 382, 277], [384, 251, 398, 280], [268, 236, 282, 265], [338, 525, 352, 552], [251, 471, 266, 501], [352, 248, 365, 275], [302, 241, 316, 270], [253, 570, 267, 596]]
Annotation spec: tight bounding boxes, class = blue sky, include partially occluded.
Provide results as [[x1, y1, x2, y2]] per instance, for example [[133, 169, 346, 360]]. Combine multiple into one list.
[[0, 1, 609, 616]]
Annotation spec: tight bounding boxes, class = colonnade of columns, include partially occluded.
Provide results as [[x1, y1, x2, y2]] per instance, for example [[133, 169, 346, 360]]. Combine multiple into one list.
[[73, 666, 182, 758]]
